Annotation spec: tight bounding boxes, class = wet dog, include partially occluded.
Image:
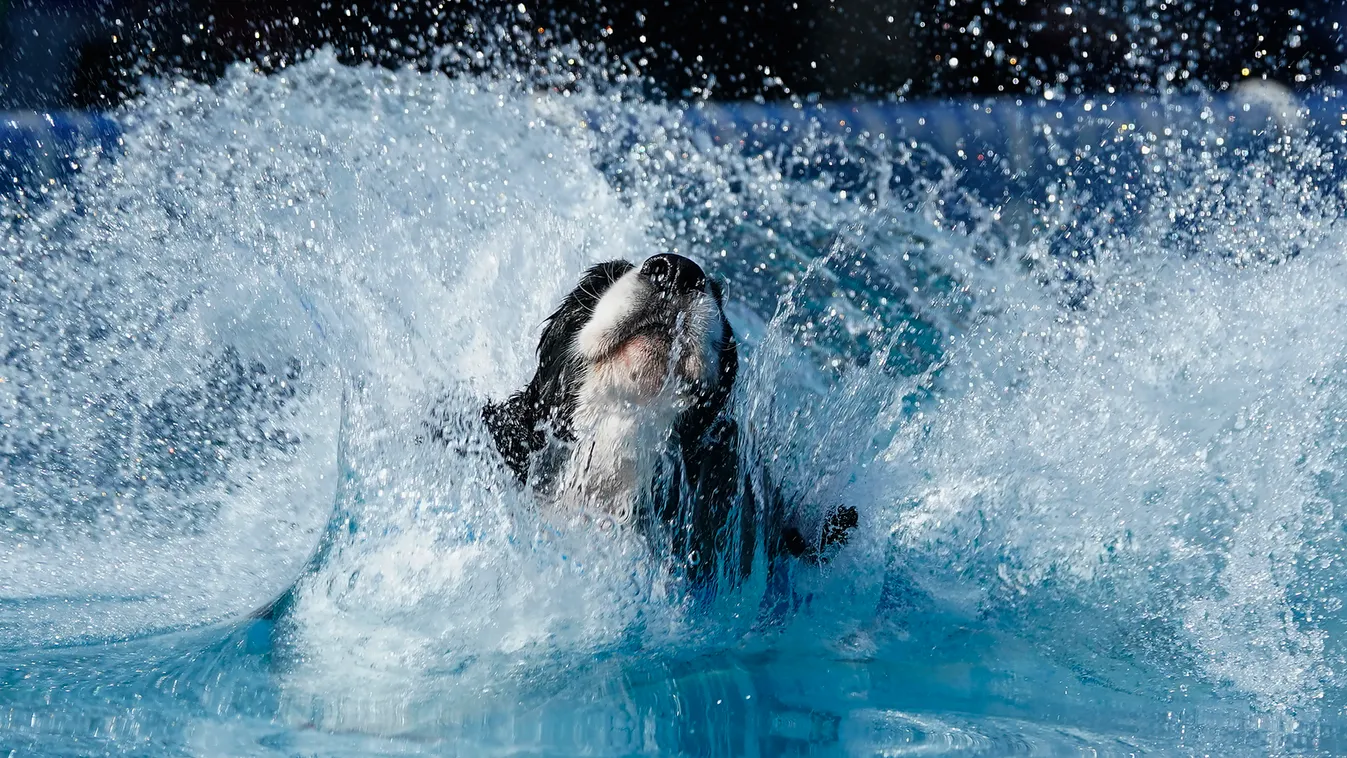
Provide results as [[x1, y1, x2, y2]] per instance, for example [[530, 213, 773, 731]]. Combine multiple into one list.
[[476, 253, 855, 585]]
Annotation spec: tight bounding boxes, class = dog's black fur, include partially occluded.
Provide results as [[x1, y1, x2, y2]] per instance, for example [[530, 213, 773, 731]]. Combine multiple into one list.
[[479, 256, 855, 584]]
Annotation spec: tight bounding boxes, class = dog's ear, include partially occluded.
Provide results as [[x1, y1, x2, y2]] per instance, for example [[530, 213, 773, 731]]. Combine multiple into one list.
[[709, 279, 739, 409], [715, 327, 738, 402], [482, 391, 543, 482], [674, 303, 740, 444]]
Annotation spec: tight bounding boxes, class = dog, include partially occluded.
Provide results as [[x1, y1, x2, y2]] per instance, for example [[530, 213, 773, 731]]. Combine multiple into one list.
[[477, 253, 856, 585]]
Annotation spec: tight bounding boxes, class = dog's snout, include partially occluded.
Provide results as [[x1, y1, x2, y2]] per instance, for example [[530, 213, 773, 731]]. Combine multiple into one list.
[[640, 254, 706, 294]]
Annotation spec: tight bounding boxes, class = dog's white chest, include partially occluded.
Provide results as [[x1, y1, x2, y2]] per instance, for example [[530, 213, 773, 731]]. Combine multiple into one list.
[[549, 393, 680, 523]]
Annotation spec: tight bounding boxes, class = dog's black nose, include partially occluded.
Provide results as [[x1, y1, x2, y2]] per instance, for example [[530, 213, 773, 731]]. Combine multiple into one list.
[[640, 254, 706, 294]]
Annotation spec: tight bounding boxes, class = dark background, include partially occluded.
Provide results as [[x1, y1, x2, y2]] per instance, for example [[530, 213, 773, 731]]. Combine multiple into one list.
[[2, 0, 1345, 110]]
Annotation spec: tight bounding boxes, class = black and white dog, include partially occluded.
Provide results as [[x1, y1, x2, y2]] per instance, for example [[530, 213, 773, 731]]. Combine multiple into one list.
[[480, 253, 855, 584]]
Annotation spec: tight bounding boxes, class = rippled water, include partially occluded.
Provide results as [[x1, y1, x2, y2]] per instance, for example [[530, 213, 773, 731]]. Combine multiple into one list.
[[3, 52, 1347, 755]]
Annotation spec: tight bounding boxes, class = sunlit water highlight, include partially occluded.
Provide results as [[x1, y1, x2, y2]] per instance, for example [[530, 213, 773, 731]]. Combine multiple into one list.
[[3, 52, 1347, 755]]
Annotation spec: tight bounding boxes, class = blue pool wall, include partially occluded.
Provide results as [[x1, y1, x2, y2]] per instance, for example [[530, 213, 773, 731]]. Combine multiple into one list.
[[3, 89, 1344, 204]]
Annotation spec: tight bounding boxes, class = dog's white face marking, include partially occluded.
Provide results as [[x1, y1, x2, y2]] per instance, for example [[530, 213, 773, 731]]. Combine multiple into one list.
[[548, 257, 730, 523], [576, 270, 645, 363]]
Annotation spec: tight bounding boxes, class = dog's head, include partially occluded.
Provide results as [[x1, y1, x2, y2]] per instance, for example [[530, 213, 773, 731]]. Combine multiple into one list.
[[484, 254, 738, 485]]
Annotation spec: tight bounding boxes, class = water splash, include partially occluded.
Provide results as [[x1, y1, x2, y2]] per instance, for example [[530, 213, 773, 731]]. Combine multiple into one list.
[[3, 47, 1347, 752]]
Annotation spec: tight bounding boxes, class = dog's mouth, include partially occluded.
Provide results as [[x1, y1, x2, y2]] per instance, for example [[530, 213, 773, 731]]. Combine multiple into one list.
[[594, 305, 710, 393], [611, 313, 676, 353]]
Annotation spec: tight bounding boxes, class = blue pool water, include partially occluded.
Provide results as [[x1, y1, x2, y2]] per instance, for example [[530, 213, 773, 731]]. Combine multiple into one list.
[[3, 54, 1347, 755]]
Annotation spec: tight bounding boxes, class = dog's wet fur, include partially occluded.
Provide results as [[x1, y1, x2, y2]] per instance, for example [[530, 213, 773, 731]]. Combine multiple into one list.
[[478, 254, 856, 583]]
